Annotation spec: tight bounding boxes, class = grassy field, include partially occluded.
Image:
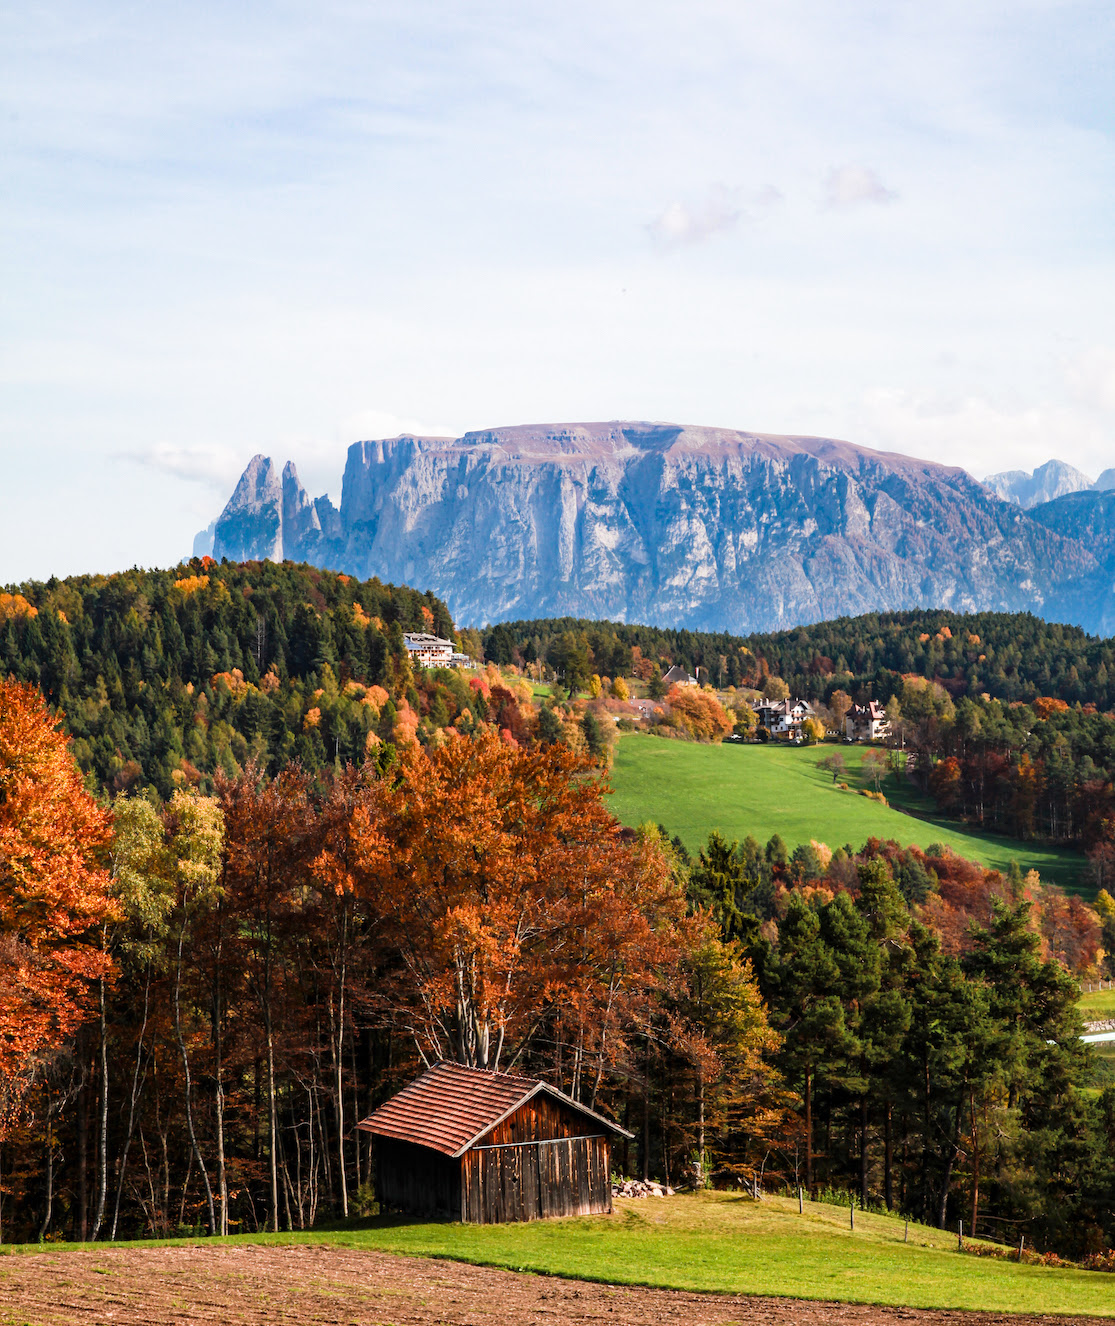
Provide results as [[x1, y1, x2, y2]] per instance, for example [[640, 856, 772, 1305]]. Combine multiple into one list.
[[1081, 989, 1115, 1020], [4, 1192, 1111, 1316], [608, 735, 1089, 896]]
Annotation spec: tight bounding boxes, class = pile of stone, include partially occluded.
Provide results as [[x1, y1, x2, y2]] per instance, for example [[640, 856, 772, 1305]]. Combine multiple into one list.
[[612, 1178, 674, 1199], [1084, 1019, 1115, 1033]]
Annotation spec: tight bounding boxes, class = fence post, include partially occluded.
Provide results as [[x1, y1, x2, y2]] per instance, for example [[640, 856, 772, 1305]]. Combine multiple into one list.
[[904, 1219, 908, 1243], [958, 1219, 963, 1250], [1017, 1235, 1025, 1263], [850, 1202, 854, 1231], [798, 1186, 803, 1214]]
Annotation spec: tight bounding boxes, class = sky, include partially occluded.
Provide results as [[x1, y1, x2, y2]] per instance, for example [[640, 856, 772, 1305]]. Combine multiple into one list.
[[2, 1, 1114, 582]]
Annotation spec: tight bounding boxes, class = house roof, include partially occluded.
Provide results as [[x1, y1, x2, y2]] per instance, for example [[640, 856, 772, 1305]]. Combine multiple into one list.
[[355, 1061, 633, 1157], [757, 698, 813, 716], [662, 664, 694, 684], [403, 632, 453, 649]]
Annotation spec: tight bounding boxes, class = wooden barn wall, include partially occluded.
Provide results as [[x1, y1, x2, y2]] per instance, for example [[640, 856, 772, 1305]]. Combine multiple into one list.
[[375, 1138, 460, 1219], [461, 1136, 611, 1223], [478, 1096, 601, 1146]]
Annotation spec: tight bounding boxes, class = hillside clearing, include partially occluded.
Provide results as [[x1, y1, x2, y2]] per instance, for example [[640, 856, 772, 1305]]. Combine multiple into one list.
[[608, 735, 1088, 896], [4, 1192, 1112, 1319]]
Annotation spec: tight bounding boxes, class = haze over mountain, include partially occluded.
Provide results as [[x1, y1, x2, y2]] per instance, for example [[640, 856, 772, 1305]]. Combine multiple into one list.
[[983, 460, 1115, 510], [202, 422, 1115, 635]]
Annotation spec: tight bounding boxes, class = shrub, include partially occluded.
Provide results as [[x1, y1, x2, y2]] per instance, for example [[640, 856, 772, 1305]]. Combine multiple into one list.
[[1083, 1250, 1115, 1272]]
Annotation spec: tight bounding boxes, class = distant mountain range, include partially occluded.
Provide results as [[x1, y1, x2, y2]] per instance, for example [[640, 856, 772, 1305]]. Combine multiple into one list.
[[200, 423, 1115, 635], [983, 459, 1115, 510]]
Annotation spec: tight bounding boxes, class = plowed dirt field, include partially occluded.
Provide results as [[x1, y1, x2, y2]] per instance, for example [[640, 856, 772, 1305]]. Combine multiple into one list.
[[0, 1245, 1107, 1326]]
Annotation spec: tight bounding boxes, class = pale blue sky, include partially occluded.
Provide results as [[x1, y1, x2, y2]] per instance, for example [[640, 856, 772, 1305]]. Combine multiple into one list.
[[2, 1, 1113, 580]]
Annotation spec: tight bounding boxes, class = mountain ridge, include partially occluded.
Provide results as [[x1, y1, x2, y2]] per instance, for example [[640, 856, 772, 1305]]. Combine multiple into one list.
[[208, 420, 1112, 634], [984, 458, 1115, 509]]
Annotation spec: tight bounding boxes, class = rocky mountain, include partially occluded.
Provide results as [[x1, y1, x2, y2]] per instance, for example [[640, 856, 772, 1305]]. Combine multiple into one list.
[[1027, 489, 1115, 634], [208, 421, 1110, 634], [982, 459, 1097, 509], [212, 455, 343, 565]]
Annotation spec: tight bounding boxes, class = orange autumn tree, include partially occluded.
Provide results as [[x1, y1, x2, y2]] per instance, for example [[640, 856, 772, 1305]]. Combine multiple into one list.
[[0, 681, 116, 1135], [349, 731, 688, 1097], [665, 685, 734, 742]]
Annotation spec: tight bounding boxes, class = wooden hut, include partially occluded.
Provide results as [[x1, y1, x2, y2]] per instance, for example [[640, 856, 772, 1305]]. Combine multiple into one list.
[[356, 1061, 632, 1223]]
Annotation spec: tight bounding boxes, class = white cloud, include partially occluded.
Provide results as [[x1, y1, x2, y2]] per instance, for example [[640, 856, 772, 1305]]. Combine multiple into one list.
[[3, 3, 1114, 579], [1066, 346, 1115, 416], [751, 184, 785, 210], [647, 185, 741, 248], [117, 442, 245, 490], [846, 386, 1112, 481], [337, 408, 458, 442], [823, 164, 897, 208]]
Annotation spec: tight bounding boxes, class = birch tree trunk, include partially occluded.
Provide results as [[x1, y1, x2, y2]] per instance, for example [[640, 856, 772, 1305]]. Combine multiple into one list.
[[111, 968, 152, 1241], [89, 976, 109, 1240], [212, 924, 228, 1236], [696, 1071, 705, 1189], [969, 1089, 979, 1238], [174, 924, 217, 1235], [333, 902, 349, 1218], [265, 1013, 280, 1232], [37, 1090, 53, 1243]]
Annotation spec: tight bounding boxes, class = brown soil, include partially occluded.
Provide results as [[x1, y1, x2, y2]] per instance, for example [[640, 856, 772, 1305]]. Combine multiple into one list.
[[0, 1244, 1106, 1326]]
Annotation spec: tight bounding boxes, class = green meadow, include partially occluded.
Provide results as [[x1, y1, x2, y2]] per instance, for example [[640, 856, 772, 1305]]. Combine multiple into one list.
[[608, 735, 1089, 896], [5, 1192, 1111, 1316], [1081, 989, 1115, 1020]]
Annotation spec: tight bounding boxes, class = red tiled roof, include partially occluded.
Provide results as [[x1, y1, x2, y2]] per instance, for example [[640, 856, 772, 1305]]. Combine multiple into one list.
[[356, 1061, 631, 1156]]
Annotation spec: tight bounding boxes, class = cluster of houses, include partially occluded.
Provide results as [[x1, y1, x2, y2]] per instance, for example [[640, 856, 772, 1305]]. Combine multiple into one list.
[[403, 632, 476, 670], [752, 696, 891, 743], [401, 633, 893, 747]]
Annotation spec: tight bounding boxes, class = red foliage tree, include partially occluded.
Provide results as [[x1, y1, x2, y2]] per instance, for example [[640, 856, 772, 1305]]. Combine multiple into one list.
[[348, 730, 688, 1098], [0, 681, 116, 1135]]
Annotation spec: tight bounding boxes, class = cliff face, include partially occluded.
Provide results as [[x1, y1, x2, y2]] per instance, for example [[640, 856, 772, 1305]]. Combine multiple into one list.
[[213, 457, 341, 567], [1028, 489, 1115, 635], [983, 459, 1096, 510], [211, 422, 1103, 632]]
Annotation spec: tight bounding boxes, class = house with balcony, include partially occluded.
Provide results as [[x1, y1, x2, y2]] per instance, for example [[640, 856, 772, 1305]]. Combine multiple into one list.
[[403, 632, 455, 668], [845, 701, 891, 742], [754, 697, 815, 739]]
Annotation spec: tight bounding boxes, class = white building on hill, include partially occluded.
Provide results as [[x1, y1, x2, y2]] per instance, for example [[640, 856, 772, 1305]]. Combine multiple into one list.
[[754, 697, 815, 739], [403, 632, 454, 668]]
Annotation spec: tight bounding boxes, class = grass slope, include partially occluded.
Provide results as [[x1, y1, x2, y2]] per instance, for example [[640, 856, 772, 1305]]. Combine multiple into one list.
[[5, 1193, 1111, 1316], [1081, 990, 1115, 1020], [608, 736, 1088, 896]]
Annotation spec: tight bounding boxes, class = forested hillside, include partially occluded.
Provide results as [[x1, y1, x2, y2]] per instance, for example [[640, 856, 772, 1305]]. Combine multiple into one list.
[[3, 566, 1115, 1256], [485, 611, 1115, 708], [5, 569, 1115, 851], [0, 559, 459, 795], [487, 611, 1115, 855], [2, 681, 1112, 1257]]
